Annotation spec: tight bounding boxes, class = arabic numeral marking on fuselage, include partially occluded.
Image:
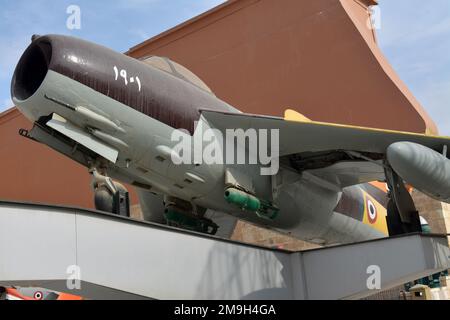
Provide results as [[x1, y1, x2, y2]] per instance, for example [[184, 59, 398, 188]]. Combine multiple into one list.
[[113, 66, 141, 92]]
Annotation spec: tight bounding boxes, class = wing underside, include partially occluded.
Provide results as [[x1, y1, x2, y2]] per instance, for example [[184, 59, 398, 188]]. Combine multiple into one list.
[[201, 110, 450, 188]]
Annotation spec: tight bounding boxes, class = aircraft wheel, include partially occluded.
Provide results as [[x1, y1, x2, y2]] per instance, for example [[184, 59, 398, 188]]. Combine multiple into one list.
[[94, 185, 114, 213]]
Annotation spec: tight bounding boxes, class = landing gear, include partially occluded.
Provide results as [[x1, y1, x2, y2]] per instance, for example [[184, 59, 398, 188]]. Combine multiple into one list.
[[90, 168, 130, 217], [163, 197, 218, 235], [385, 167, 422, 236], [386, 198, 421, 236]]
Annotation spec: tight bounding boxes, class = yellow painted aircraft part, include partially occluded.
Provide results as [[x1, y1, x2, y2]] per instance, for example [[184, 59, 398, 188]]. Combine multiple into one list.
[[362, 191, 388, 236], [425, 127, 435, 136], [284, 109, 311, 122], [284, 111, 450, 141]]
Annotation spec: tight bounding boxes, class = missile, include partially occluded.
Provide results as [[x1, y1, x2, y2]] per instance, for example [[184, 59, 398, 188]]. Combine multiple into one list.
[[44, 95, 126, 134], [224, 188, 261, 212], [88, 128, 129, 150], [75, 106, 125, 134], [224, 187, 279, 220], [387, 141, 450, 202]]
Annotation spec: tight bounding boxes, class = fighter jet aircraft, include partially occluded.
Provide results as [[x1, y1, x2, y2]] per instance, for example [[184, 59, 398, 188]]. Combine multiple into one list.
[[11, 35, 450, 245]]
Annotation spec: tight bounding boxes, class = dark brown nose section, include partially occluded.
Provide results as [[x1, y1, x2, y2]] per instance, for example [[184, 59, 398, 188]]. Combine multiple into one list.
[[11, 34, 233, 135], [11, 37, 52, 101]]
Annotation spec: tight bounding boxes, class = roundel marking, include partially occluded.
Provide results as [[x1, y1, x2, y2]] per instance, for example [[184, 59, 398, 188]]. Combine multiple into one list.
[[33, 291, 43, 300], [367, 199, 377, 224]]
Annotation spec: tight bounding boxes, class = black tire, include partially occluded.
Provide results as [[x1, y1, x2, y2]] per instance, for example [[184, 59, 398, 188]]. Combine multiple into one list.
[[94, 185, 114, 213]]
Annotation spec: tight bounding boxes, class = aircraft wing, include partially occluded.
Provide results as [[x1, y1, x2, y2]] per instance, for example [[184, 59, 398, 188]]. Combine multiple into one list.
[[201, 109, 450, 188]]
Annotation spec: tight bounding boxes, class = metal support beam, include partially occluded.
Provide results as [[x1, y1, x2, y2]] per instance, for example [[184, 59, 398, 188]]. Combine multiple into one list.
[[0, 201, 448, 299]]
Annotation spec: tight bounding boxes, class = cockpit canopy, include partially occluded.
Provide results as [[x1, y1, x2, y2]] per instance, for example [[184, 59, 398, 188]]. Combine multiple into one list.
[[142, 56, 214, 95]]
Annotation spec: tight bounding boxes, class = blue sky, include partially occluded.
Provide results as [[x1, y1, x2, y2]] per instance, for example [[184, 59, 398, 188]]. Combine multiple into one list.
[[377, 0, 450, 134], [0, 0, 449, 133]]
